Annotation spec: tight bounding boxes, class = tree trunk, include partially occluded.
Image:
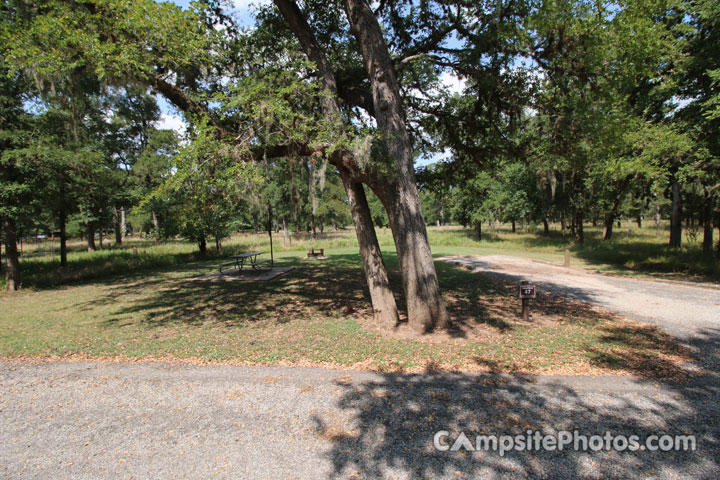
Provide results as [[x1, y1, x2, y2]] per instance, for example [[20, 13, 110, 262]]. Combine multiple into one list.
[[59, 210, 68, 268], [575, 209, 584, 245], [382, 198, 448, 331], [636, 216, 642, 229], [603, 216, 614, 241], [343, 180, 400, 328], [151, 211, 159, 232], [215, 237, 222, 252], [702, 192, 714, 255], [113, 206, 122, 245], [87, 225, 96, 251], [543, 218, 550, 235], [282, 217, 291, 247], [198, 237, 207, 254], [275, 0, 446, 331], [669, 179, 682, 248], [511, 219, 516, 233], [344, 0, 448, 332], [3, 217, 21, 291], [474, 221, 482, 240], [121, 207, 126, 238]]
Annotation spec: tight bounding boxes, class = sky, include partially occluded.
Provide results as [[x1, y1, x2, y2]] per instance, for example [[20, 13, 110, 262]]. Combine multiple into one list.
[[155, 0, 462, 167]]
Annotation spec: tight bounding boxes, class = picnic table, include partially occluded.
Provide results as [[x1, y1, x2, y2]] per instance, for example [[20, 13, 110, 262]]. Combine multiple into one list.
[[219, 251, 271, 273]]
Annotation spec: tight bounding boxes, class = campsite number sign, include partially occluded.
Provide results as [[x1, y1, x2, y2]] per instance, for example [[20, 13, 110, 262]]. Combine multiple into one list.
[[519, 284, 536, 299], [519, 281, 536, 321]]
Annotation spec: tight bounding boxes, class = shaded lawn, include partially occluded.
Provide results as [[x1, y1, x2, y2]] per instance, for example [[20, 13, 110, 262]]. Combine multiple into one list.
[[0, 250, 691, 379], [3, 230, 361, 290]]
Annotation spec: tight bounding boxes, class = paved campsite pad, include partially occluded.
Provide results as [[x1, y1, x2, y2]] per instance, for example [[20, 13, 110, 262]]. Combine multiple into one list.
[[1, 361, 718, 479], [194, 266, 294, 282]]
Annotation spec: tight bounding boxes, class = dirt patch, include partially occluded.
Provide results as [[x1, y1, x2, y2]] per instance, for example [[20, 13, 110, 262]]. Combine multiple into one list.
[[311, 412, 357, 441], [258, 375, 281, 385]]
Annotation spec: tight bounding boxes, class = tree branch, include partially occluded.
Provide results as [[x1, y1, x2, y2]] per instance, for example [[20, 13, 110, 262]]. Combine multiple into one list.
[[147, 74, 232, 138]]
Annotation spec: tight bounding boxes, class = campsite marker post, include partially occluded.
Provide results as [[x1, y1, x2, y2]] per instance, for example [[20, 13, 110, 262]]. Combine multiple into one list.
[[519, 281, 536, 321]]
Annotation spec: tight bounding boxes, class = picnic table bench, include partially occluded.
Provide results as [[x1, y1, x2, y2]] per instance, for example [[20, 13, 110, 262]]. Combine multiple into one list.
[[220, 251, 272, 273]]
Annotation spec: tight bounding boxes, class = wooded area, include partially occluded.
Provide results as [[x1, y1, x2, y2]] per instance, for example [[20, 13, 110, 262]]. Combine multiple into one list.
[[1, 0, 718, 332]]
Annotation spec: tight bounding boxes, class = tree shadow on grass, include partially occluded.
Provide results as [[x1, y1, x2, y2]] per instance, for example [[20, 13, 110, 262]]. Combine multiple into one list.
[[439, 257, 601, 305], [86, 254, 380, 329], [19, 246, 246, 291], [437, 259, 696, 379], [434, 261, 513, 335], [452, 227, 503, 243], [587, 323, 693, 381], [90, 253, 524, 336], [73, 252, 697, 379], [571, 241, 720, 281], [316, 360, 720, 479]]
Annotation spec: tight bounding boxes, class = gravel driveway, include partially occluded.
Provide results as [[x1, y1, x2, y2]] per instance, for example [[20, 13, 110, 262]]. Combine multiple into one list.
[[1, 362, 719, 480]]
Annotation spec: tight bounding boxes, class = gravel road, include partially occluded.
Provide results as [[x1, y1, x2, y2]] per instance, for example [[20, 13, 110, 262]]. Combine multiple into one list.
[[1, 362, 719, 480]]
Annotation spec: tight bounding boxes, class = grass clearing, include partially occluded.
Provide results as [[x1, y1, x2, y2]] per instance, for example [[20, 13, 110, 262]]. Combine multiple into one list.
[[1, 228, 696, 378], [5, 222, 716, 292]]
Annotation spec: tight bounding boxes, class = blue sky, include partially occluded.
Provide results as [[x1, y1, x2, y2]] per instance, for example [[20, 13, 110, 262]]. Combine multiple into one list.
[[159, 0, 264, 26]]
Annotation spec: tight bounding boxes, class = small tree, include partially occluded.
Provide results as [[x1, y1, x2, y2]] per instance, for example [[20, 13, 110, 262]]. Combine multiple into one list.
[[147, 119, 258, 253]]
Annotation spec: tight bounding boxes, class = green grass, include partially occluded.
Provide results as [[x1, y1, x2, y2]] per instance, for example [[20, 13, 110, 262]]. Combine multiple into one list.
[[0, 235, 692, 378], [6, 222, 717, 291], [0, 223, 710, 377]]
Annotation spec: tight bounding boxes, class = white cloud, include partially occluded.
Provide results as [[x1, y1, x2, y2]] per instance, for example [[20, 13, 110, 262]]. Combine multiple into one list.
[[417, 147, 453, 168], [438, 70, 466, 96], [231, 0, 271, 9], [156, 114, 186, 136]]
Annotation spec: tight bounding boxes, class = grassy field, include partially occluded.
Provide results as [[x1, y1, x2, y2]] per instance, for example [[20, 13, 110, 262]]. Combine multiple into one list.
[[6, 221, 719, 290], [0, 223, 703, 378]]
